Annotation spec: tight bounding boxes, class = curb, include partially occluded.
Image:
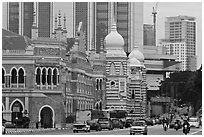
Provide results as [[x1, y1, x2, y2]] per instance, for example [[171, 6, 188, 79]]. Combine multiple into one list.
[[5, 127, 72, 134]]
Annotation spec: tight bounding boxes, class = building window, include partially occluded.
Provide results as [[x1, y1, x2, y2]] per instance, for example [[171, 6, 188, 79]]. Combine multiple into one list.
[[110, 81, 116, 89], [2, 68, 5, 84], [36, 68, 41, 85], [110, 63, 116, 75], [18, 68, 24, 84], [119, 63, 124, 75], [47, 68, 52, 85], [99, 79, 102, 90], [119, 79, 126, 94], [96, 79, 99, 90], [53, 68, 58, 85], [42, 68, 46, 85], [11, 68, 17, 84]]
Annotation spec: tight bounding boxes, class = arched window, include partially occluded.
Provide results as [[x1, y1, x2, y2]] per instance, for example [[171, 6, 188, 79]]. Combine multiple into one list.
[[47, 68, 52, 85], [96, 79, 99, 90], [119, 63, 124, 75], [2, 68, 5, 84], [110, 63, 116, 75], [53, 68, 57, 85], [99, 79, 102, 90], [36, 68, 41, 85], [18, 68, 24, 83], [42, 68, 46, 85], [11, 68, 17, 84]]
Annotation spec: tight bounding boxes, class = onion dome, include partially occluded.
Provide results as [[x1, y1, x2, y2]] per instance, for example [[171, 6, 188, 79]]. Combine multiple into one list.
[[104, 23, 124, 50], [129, 57, 141, 67], [128, 43, 144, 62]]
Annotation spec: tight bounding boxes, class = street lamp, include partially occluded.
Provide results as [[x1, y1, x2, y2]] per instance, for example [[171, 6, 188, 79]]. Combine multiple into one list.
[[15, 116, 18, 131]]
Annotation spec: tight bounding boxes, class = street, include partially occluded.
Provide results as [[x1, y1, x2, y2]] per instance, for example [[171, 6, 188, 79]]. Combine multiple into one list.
[[9, 125, 202, 135]]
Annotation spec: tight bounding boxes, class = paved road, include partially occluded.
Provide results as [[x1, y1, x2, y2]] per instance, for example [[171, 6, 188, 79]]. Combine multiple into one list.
[[8, 125, 202, 135]]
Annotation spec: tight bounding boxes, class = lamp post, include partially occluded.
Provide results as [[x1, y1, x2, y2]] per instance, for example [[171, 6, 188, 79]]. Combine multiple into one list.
[[15, 116, 18, 131]]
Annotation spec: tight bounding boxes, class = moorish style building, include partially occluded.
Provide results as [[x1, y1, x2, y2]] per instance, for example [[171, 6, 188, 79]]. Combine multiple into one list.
[[2, 12, 95, 129]]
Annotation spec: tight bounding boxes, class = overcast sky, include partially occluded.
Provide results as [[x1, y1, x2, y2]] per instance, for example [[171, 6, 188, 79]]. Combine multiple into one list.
[[143, 2, 202, 69]]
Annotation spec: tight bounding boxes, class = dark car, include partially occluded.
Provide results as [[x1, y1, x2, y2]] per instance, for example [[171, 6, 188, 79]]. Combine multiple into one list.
[[125, 119, 134, 128], [87, 119, 101, 131], [169, 119, 182, 129], [98, 118, 113, 130], [145, 118, 154, 126], [111, 118, 123, 129]]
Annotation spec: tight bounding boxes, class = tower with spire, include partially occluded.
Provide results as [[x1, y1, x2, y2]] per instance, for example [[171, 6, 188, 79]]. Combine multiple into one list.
[[104, 21, 128, 110], [52, 10, 67, 42], [127, 42, 147, 118]]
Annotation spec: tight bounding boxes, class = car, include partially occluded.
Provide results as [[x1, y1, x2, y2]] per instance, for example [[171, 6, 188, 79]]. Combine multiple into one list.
[[73, 122, 90, 133], [98, 118, 113, 130], [124, 119, 134, 128], [188, 117, 200, 128], [130, 120, 147, 135], [86, 119, 101, 131], [169, 119, 176, 128], [111, 118, 123, 129], [2, 125, 6, 134], [145, 118, 154, 126], [169, 119, 182, 129]]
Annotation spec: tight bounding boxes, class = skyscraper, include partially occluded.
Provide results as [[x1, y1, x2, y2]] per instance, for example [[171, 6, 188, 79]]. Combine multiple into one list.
[[3, 2, 34, 38], [163, 15, 197, 71], [37, 2, 53, 37], [2, 2, 53, 38], [73, 2, 143, 54], [143, 24, 154, 46]]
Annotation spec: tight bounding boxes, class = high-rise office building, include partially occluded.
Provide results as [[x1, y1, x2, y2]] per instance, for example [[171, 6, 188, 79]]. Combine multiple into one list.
[[2, 2, 53, 38], [160, 40, 187, 71], [163, 15, 197, 71], [37, 2, 53, 37], [73, 2, 143, 53], [143, 24, 154, 46], [3, 2, 34, 38]]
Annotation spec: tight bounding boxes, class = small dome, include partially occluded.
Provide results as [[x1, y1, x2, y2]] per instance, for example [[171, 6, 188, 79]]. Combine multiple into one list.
[[104, 23, 124, 50], [129, 58, 141, 66], [128, 43, 144, 62]]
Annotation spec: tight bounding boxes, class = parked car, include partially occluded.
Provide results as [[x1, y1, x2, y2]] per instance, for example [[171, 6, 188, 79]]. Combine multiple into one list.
[[73, 122, 90, 133], [130, 120, 147, 135], [111, 118, 123, 129], [2, 125, 6, 134], [188, 117, 200, 128], [86, 119, 101, 131], [124, 119, 134, 128], [145, 118, 154, 126], [98, 118, 113, 130], [169, 119, 182, 129]]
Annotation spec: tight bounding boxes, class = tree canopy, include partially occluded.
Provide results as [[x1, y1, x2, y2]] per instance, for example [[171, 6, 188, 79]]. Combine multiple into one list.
[[160, 66, 202, 115]]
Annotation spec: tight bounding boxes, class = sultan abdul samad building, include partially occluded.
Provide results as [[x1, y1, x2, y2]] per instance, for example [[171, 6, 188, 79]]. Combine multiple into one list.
[[2, 11, 147, 128]]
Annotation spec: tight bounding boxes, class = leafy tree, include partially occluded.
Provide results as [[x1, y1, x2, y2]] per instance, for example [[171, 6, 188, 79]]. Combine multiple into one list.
[[160, 66, 202, 115]]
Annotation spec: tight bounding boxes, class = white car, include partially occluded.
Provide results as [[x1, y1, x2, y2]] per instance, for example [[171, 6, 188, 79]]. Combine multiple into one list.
[[130, 120, 147, 135], [2, 125, 6, 134], [188, 117, 200, 128], [73, 122, 90, 133]]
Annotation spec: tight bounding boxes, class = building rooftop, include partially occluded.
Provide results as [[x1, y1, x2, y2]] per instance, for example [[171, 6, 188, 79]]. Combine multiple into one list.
[[2, 29, 31, 50], [166, 15, 195, 21]]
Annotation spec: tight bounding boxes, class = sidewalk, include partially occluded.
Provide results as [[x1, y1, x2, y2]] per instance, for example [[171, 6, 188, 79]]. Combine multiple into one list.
[[5, 124, 73, 134]]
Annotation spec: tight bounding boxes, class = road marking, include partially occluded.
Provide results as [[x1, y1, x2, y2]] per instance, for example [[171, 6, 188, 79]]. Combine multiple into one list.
[[189, 129, 202, 135]]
